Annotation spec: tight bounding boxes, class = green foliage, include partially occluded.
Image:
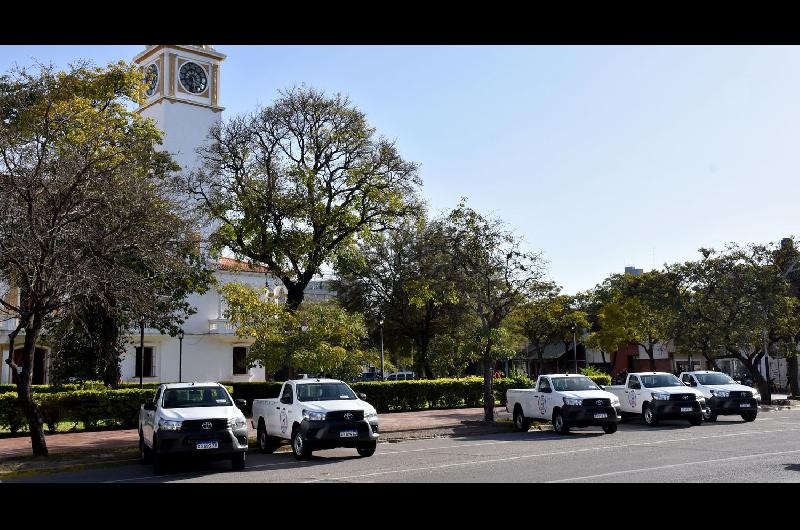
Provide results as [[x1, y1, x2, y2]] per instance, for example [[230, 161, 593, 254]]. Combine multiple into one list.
[[579, 366, 612, 386]]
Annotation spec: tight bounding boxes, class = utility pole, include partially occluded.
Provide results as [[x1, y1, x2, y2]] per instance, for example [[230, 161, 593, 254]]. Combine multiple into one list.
[[139, 318, 145, 388], [572, 324, 577, 373], [379, 317, 385, 379]]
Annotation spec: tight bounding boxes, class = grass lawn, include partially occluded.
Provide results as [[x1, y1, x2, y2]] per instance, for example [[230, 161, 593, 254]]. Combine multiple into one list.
[[0, 420, 134, 439]]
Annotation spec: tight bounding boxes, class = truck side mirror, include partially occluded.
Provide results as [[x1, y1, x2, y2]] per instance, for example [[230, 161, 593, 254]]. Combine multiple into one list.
[[599, 385, 605, 390], [358, 393, 367, 400], [235, 399, 247, 410], [144, 400, 156, 411]]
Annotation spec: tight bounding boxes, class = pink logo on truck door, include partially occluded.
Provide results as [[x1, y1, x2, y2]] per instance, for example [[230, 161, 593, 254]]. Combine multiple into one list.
[[537, 395, 547, 415], [628, 391, 636, 408]]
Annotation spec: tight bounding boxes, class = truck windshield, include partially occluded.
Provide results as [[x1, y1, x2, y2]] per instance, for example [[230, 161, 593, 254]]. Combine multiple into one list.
[[162, 386, 232, 408], [551, 377, 600, 391], [296, 383, 357, 402], [695, 373, 735, 385], [640, 374, 683, 388]]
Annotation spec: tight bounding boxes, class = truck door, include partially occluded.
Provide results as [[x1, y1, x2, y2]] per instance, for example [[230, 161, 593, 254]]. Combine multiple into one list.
[[535, 377, 553, 419], [624, 376, 642, 413], [274, 383, 294, 439], [143, 386, 162, 444]]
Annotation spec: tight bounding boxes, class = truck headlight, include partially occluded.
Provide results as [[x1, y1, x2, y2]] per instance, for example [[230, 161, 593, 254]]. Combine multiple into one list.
[[610, 397, 620, 406], [158, 419, 182, 431], [303, 410, 326, 421], [652, 392, 670, 400], [563, 397, 582, 406], [228, 417, 247, 430], [753, 392, 761, 401], [710, 390, 730, 398], [365, 411, 378, 421]]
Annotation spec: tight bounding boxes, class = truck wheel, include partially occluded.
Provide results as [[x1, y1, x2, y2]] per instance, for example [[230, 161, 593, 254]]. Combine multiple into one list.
[[553, 410, 570, 435], [257, 420, 280, 454], [356, 441, 377, 457], [643, 403, 659, 426], [231, 451, 246, 471], [602, 423, 618, 434], [152, 435, 168, 475], [741, 411, 757, 422], [513, 406, 531, 432], [139, 431, 153, 464], [688, 415, 703, 426], [703, 407, 717, 422], [291, 428, 312, 460]]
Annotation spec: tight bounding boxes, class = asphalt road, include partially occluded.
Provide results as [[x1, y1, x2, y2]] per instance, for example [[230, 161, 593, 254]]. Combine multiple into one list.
[[7, 409, 800, 483]]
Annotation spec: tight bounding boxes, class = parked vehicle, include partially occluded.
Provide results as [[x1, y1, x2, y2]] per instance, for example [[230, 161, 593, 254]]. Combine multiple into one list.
[[355, 372, 383, 382], [679, 371, 759, 422], [605, 372, 706, 426], [138, 382, 249, 474], [385, 371, 416, 381], [506, 373, 622, 434], [251, 378, 380, 460]]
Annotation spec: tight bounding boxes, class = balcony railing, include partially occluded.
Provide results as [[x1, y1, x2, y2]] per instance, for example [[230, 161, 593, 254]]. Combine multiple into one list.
[[209, 318, 235, 334]]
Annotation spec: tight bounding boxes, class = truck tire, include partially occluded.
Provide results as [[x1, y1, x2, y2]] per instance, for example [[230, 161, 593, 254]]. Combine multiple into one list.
[[643, 403, 659, 426], [291, 427, 312, 460], [553, 410, 570, 435], [231, 451, 246, 470], [602, 423, 618, 434], [257, 420, 281, 453], [513, 405, 531, 432], [152, 435, 168, 475], [356, 441, 377, 457], [703, 408, 717, 422], [688, 414, 703, 426], [741, 411, 757, 422], [139, 431, 153, 464]]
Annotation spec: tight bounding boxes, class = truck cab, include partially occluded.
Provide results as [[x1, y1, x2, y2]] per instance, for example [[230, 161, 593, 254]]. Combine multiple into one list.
[[251, 378, 380, 460], [679, 371, 759, 422], [138, 382, 249, 474], [605, 372, 706, 426], [506, 373, 622, 435]]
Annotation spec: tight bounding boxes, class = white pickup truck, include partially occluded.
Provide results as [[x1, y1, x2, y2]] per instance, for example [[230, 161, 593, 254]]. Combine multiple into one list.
[[605, 372, 706, 426], [138, 382, 249, 474], [251, 378, 380, 460], [506, 373, 622, 435], [679, 371, 759, 422]]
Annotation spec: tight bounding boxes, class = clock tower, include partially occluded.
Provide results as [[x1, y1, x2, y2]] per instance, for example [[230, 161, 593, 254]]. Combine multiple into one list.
[[132, 45, 226, 177]]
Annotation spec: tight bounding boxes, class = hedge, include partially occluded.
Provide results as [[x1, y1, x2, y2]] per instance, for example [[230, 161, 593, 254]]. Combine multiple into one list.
[[0, 384, 234, 434], [0, 382, 166, 394]]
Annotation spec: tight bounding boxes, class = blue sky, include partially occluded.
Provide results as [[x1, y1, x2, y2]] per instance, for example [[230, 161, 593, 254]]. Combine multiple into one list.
[[1, 45, 797, 294]]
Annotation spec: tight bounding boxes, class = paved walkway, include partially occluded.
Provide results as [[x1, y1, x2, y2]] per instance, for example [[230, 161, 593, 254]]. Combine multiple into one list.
[[0, 407, 511, 461]]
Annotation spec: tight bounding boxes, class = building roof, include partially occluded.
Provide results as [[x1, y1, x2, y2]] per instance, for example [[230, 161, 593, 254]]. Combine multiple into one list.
[[215, 257, 269, 274]]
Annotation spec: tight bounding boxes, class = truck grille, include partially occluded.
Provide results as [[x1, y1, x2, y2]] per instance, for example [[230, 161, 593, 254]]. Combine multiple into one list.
[[667, 394, 697, 401], [181, 419, 229, 431], [326, 410, 364, 421], [581, 398, 611, 407], [729, 391, 752, 398]]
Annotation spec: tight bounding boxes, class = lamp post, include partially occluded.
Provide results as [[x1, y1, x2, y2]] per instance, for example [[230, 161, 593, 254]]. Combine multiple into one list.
[[139, 318, 145, 388], [378, 317, 385, 380], [178, 329, 184, 383], [572, 324, 577, 373]]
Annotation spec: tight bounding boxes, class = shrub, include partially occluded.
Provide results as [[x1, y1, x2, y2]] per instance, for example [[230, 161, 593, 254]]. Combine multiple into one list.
[[580, 366, 612, 386]]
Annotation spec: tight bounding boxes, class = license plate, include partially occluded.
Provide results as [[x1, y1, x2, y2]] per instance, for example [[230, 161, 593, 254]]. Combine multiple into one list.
[[196, 440, 218, 450], [593, 413, 607, 419], [680, 407, 692, 412], [339, 430, 358, 438], [740, 403, 751, 408]]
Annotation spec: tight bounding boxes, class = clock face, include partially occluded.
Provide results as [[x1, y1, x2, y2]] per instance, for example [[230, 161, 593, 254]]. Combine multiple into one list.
[[179, 62, 208, 94], [144, 64, 158, 97]]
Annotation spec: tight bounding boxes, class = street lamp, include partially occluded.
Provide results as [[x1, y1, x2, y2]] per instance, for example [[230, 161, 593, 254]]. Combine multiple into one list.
[[378, 317, 385, 380], [139, 318, 145, 388], [572, 324, 577, 374], [178, 329, 184, 383]]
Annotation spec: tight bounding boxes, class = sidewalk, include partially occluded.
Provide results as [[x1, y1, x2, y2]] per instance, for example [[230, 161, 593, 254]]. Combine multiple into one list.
[[0, 407, 512, 462]]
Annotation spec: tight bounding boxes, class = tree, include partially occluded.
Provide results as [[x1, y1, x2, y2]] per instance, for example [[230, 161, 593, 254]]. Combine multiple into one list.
[[188, 85, 422, 311], [0, 62, 201, 455], [221, 283, 373, 380], [590, 271, 682, 371], [674, 244, 800, 404], [510, 285, 589, 376], [773, 237, 800, 397], [435, 202, 546, 421], [334, 215, 462, 378]]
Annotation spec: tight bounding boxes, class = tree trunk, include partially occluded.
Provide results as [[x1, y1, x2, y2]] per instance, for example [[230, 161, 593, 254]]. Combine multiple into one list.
[[537, 350, 544, 376], [702, 352, 721, 372], [284, 281, 306, 312], [787, 355, 799, 398], [16, 316, 48, 456], [741, 356, 771, 405], [647, 345, 657, 372], [483, 335, 495, 422]]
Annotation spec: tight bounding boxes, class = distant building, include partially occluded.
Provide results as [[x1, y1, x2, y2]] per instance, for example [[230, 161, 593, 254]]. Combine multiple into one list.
[[303, 279, 338, 303], [624, 266, 643, 276]]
